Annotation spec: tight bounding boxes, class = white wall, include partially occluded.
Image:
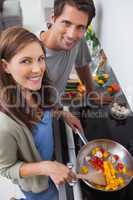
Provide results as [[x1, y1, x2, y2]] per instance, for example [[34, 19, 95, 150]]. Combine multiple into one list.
[[42, 0, 54, 7], [20, 0, 54, 32], [20, 0, 46, 32], [93, 0, 133, 110]]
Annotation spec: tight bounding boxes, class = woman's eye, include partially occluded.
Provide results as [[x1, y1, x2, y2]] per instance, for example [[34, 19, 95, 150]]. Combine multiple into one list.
[[20, 60, 31, 64], [39, 57, 45, 62]]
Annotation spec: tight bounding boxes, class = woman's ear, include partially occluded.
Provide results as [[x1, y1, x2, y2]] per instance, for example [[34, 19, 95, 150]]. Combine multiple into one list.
[[1, 59, 10, 74]]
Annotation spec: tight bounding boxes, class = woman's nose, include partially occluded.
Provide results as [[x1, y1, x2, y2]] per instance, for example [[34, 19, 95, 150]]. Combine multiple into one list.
[[31, 64, 41, 73]]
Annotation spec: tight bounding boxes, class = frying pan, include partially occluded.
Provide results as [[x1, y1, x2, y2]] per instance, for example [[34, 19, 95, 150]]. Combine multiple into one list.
[[75, 129, 133, 192]]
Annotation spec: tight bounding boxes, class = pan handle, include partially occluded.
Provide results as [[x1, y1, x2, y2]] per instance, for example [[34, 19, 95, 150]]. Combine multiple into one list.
[[75, 128, 88, 145]]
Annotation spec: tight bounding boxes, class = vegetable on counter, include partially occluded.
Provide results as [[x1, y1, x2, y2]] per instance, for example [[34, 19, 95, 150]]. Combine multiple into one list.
[[94, 73, 109, 86], [107, 83, 120, 95]]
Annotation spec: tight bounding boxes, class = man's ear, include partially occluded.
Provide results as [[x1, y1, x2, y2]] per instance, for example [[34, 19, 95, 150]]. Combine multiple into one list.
[[40, 31, 45, 41], [1, 59, 10, 74]]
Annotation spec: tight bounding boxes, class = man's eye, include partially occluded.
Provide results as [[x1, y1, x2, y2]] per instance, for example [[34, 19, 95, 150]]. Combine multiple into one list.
[[78, 26, 86, 32], [62, 21, 71, 27]]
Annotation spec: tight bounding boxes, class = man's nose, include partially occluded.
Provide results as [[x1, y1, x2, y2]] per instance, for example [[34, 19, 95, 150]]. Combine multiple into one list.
[[66, 26, 77, 39]]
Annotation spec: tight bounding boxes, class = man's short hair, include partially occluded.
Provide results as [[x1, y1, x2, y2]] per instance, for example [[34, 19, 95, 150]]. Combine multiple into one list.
[[54, 0, 96, 25]]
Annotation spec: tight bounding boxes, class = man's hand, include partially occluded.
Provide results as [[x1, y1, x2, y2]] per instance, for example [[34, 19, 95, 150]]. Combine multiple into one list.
[[62, 111, 84, 133]]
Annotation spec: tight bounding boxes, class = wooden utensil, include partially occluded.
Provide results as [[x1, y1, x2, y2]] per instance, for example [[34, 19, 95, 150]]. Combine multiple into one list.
[[76, 171, 106, 186], [125, 170, 133, 177], [74, 128, 106, 186]]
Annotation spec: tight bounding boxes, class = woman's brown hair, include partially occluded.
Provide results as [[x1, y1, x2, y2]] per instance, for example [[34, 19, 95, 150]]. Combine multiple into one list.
[[0, 26, 52, 129]]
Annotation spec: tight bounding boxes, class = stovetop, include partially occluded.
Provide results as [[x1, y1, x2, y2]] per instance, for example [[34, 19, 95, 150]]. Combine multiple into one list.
[[55, 100, 133, 200], [70, 105, 133, 200], [54, 106, 133, 200], [53, 66, 133, 199]]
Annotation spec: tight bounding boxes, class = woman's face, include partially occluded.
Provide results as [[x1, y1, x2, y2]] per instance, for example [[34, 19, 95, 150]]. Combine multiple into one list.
[[4, 42, 46, 91]]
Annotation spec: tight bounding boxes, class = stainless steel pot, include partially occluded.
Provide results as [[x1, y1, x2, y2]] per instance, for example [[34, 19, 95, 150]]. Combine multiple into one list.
[[75, 129, 133, 192]]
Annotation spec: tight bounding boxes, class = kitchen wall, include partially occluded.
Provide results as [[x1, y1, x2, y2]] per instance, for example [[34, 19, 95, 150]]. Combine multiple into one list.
[[20, 0, 45, 32], [93, 0, 133, 110], [20, 0, 54, 32]]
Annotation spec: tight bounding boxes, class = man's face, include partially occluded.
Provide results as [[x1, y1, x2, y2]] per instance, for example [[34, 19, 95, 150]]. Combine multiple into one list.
[[51, 4, 89, 50]]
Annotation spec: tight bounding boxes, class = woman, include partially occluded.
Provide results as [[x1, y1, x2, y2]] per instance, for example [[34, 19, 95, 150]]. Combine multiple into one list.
[[0, 27, 82, 200]]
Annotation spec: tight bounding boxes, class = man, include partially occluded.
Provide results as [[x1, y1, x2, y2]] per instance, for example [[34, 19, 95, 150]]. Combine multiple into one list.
[[39, 0, 112, 104]]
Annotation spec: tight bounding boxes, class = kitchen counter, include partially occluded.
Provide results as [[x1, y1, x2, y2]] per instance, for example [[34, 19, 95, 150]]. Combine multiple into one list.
[[69, 68, 133, 199]]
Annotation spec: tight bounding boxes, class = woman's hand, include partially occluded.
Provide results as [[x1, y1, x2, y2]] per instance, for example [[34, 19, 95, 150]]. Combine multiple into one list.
[[42, 161, 76, 186], [62, 111, 84, 133]]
